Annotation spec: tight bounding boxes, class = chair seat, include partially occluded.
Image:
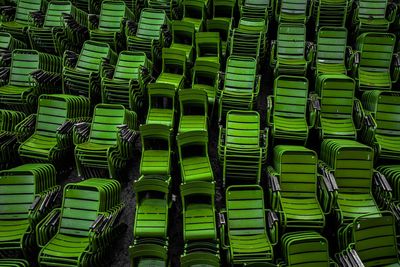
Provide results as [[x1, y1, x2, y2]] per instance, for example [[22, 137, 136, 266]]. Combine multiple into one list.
[[0, 219, 29, 242], [76, 142, 114, 152], [320, 117, 356, 139], [280, 197, 324, 227], [135, 198, 168, 238], [146, 108, 174, 127], [41, 233, 89, 258], [181, 157, 213, 182], [359, 69, 391, 89], [141, 150, 170, 175], [20, 135, 56, 155], [229, 234, 273, 263], [184, 203, 215, 241], [156, 74, 184, 89], [338, 193, 380, 221], [179, 115, 207, 133], [0, 84, 31, 96], [170, 43, 193, 60], [317, 63, 347, 75]]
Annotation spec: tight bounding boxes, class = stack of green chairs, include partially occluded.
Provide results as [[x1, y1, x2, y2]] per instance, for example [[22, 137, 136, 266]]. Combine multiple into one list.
[[336, 212, 399, 267], [270, 23, 311, 77], [0, 32, 26, 67], [178, 89, 208, 133], [139, 124, 172, 176], [146, 83, 176, 129], [146, 0, 180, 19], [89, 0, 134, 52], [192, 60, 220, 109], [274, 0, 312, 24], [37, 178, 124, 266], [126, 8, 169, 63], [218, 110, 265, 186], [156, 48, 187, 90], [350, 32, 399, 92], [239, 0, 272, 21], [73, 103, 137, 179], [319, 139, 381, 225], [180, 181, 219, 266], [312, 75, 361, 140], [351, 0, 398, 34], [361, 90, 400, 161], [219, 56, 260, 121], [0, 163, 60, 257], [267, 146, 325, 231], [0, 49, 62, 113], [0, 0, 46, 43], [377, 165, 400, 211], [313, 27, 348, 76], [181, 0, 206, 32], [229, 27, 262, 65], [129, 242, 169, 267], [220, 185, 277, 265], [313, 0, 349, 31], [279, 231, 336, 266], [0, 259, 29, 266], [267, 76, 310, 145], [101, 51, 153, 112], [62, 40, 117, 104], [28, 0, 88, 56], [236, 18, 268, 64], [0, 109, 25, 170], [177, 130, 213, 183], [17, 94, 90, 165], [195, 32, 221, 64], [169, 21, 195, 65]]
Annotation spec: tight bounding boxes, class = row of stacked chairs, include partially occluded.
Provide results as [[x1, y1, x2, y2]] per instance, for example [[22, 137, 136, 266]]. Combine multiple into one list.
[[0, 0, 400, 266]]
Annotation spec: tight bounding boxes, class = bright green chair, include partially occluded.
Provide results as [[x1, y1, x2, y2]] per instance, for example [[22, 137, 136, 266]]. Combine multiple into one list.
[[170, 21, 195, 65], [206, 18, 233, 58], [275, 0, 312, 23], [146, 83, 176, 129], [182, 0, 206, 32], [192, 60, 220, 109], [313, 0, 350, 31], [195, 32, 221, 64], [156, 48, 187, 90], [267, 145, 325, 231], [267, 76, 311, 145], [178, 89, 208, 133]]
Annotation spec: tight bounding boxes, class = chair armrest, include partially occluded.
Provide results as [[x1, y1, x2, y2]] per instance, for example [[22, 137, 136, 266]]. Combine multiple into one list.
[[391, 53, 400, 83], [125, 20, 138, 36], [349, 50, 360, 76], [386, 2, 398, 23], [373, 170, 392, 208], [101, 63, 115, 79], [35, 208, 61, 248], [73, 122, 91, 145], [345, 46, 354, 71], [63, 50, 78, 68], [309, 93, 320, 128], [29, 10, 45, 27], [306, 41, 315, 63], [363, 113, 377, 129], [353, 99, 364, 131], [317, 161, 338, 214], [117, 124, 137, 159], [218, 211, 229, 249], [88, 14, 99, 30], [266, 95, 273, 126], [318, 162, 338, 192], [31, 69, 62, 87], [38, 186, 61, 213], [266, 209, 279, 245], [0, 67, 10, 83], [266, 168, 280, 192], [269, 40, 277, 67], [161, 24, 172, 47], [15, 114, 36, 142], [0, 51, 11, 67], [346, 248, 364, 267], [373, 171, 392, 192]]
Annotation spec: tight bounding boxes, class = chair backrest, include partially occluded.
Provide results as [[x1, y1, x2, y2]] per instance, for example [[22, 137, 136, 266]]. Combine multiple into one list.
[[225, 110, 260, 149], [161, 48, 186, 76], [88, 104, 126, 145], [273, 146, 317, 198], [136, 8, 167, 40], [196, 32, 221, 59], [358, 0, 387, 20], [113, 51, 147, 81], [140, 124, 171, 151], [148, 83, 176, 110], [357, 33, 395, 72], [230, 28, 261, 60], [35, 95, 69, 138], [273, 76, 308, 119], [179, 89, 207, 117], [15, 0, 42, 24], [192, 60, 220, 87], [98, 1, 127, 32], [177, 130, 208, 160], [226, 185, 267, 237], [75, 41, 111, 72], [372, 91, 400, 136], [43, 1, 73, 28], [277, 23, 306, 60], [316, 27, 347, 71], [59, 184, 101, 237], [224, 56, 257, 93], [318, 76, 355, 119], [172, 21, 195, 46], [9, 49, 40, 87], [352, 213, 398, 266]]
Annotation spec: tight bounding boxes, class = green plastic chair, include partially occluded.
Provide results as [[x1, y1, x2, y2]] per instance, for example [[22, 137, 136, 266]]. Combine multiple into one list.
[[182, 0, 206, 32], [312, 75, 361, 140], [192, 60, 220, 109], [337, 212, 398, 267], [0, 32, 26, 66], [275, 0, 312, 23], [220, 185, 277, 265], [239, 0, 272, 21], [178, 89, 208, 133], [267, 145, 325, 231], [38, 178, 124, 266], [74, 103, 137, 179], [0, 49, 62, 113], [229, 27, 262, 64], [206, 18, 233, 58], [0, 109, 25, 170], [101, 51, 153, 112], [195, 32, 221, 64], [28, 0, 88, 56], [177, 130, 213, 183], [360, 90, 400, 161], [146, 83, 176, 129], [139, 124, 172, 176], [219, 56, 260, 121], [0, 0, 45, 43], [350, 32, 399, 92], [319, 139, 381, 225], [0, 163, 59, 257], [313, 0, 350, 31], [280, 231, 336, 267], [126, 8, 169, 63], [267, 75, 310, 145], [351, 0, 398, 34], [17, 94, 90, 166], [314, 27, 348, 76], [236, 18, 268, 64], [270, 23, 312, 77], [219, 110, 265, 186], [156, 48, 187, 90], [62, 40, 118, 104], [170, 21, 195, 65], [89, 0, 134, 52]]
